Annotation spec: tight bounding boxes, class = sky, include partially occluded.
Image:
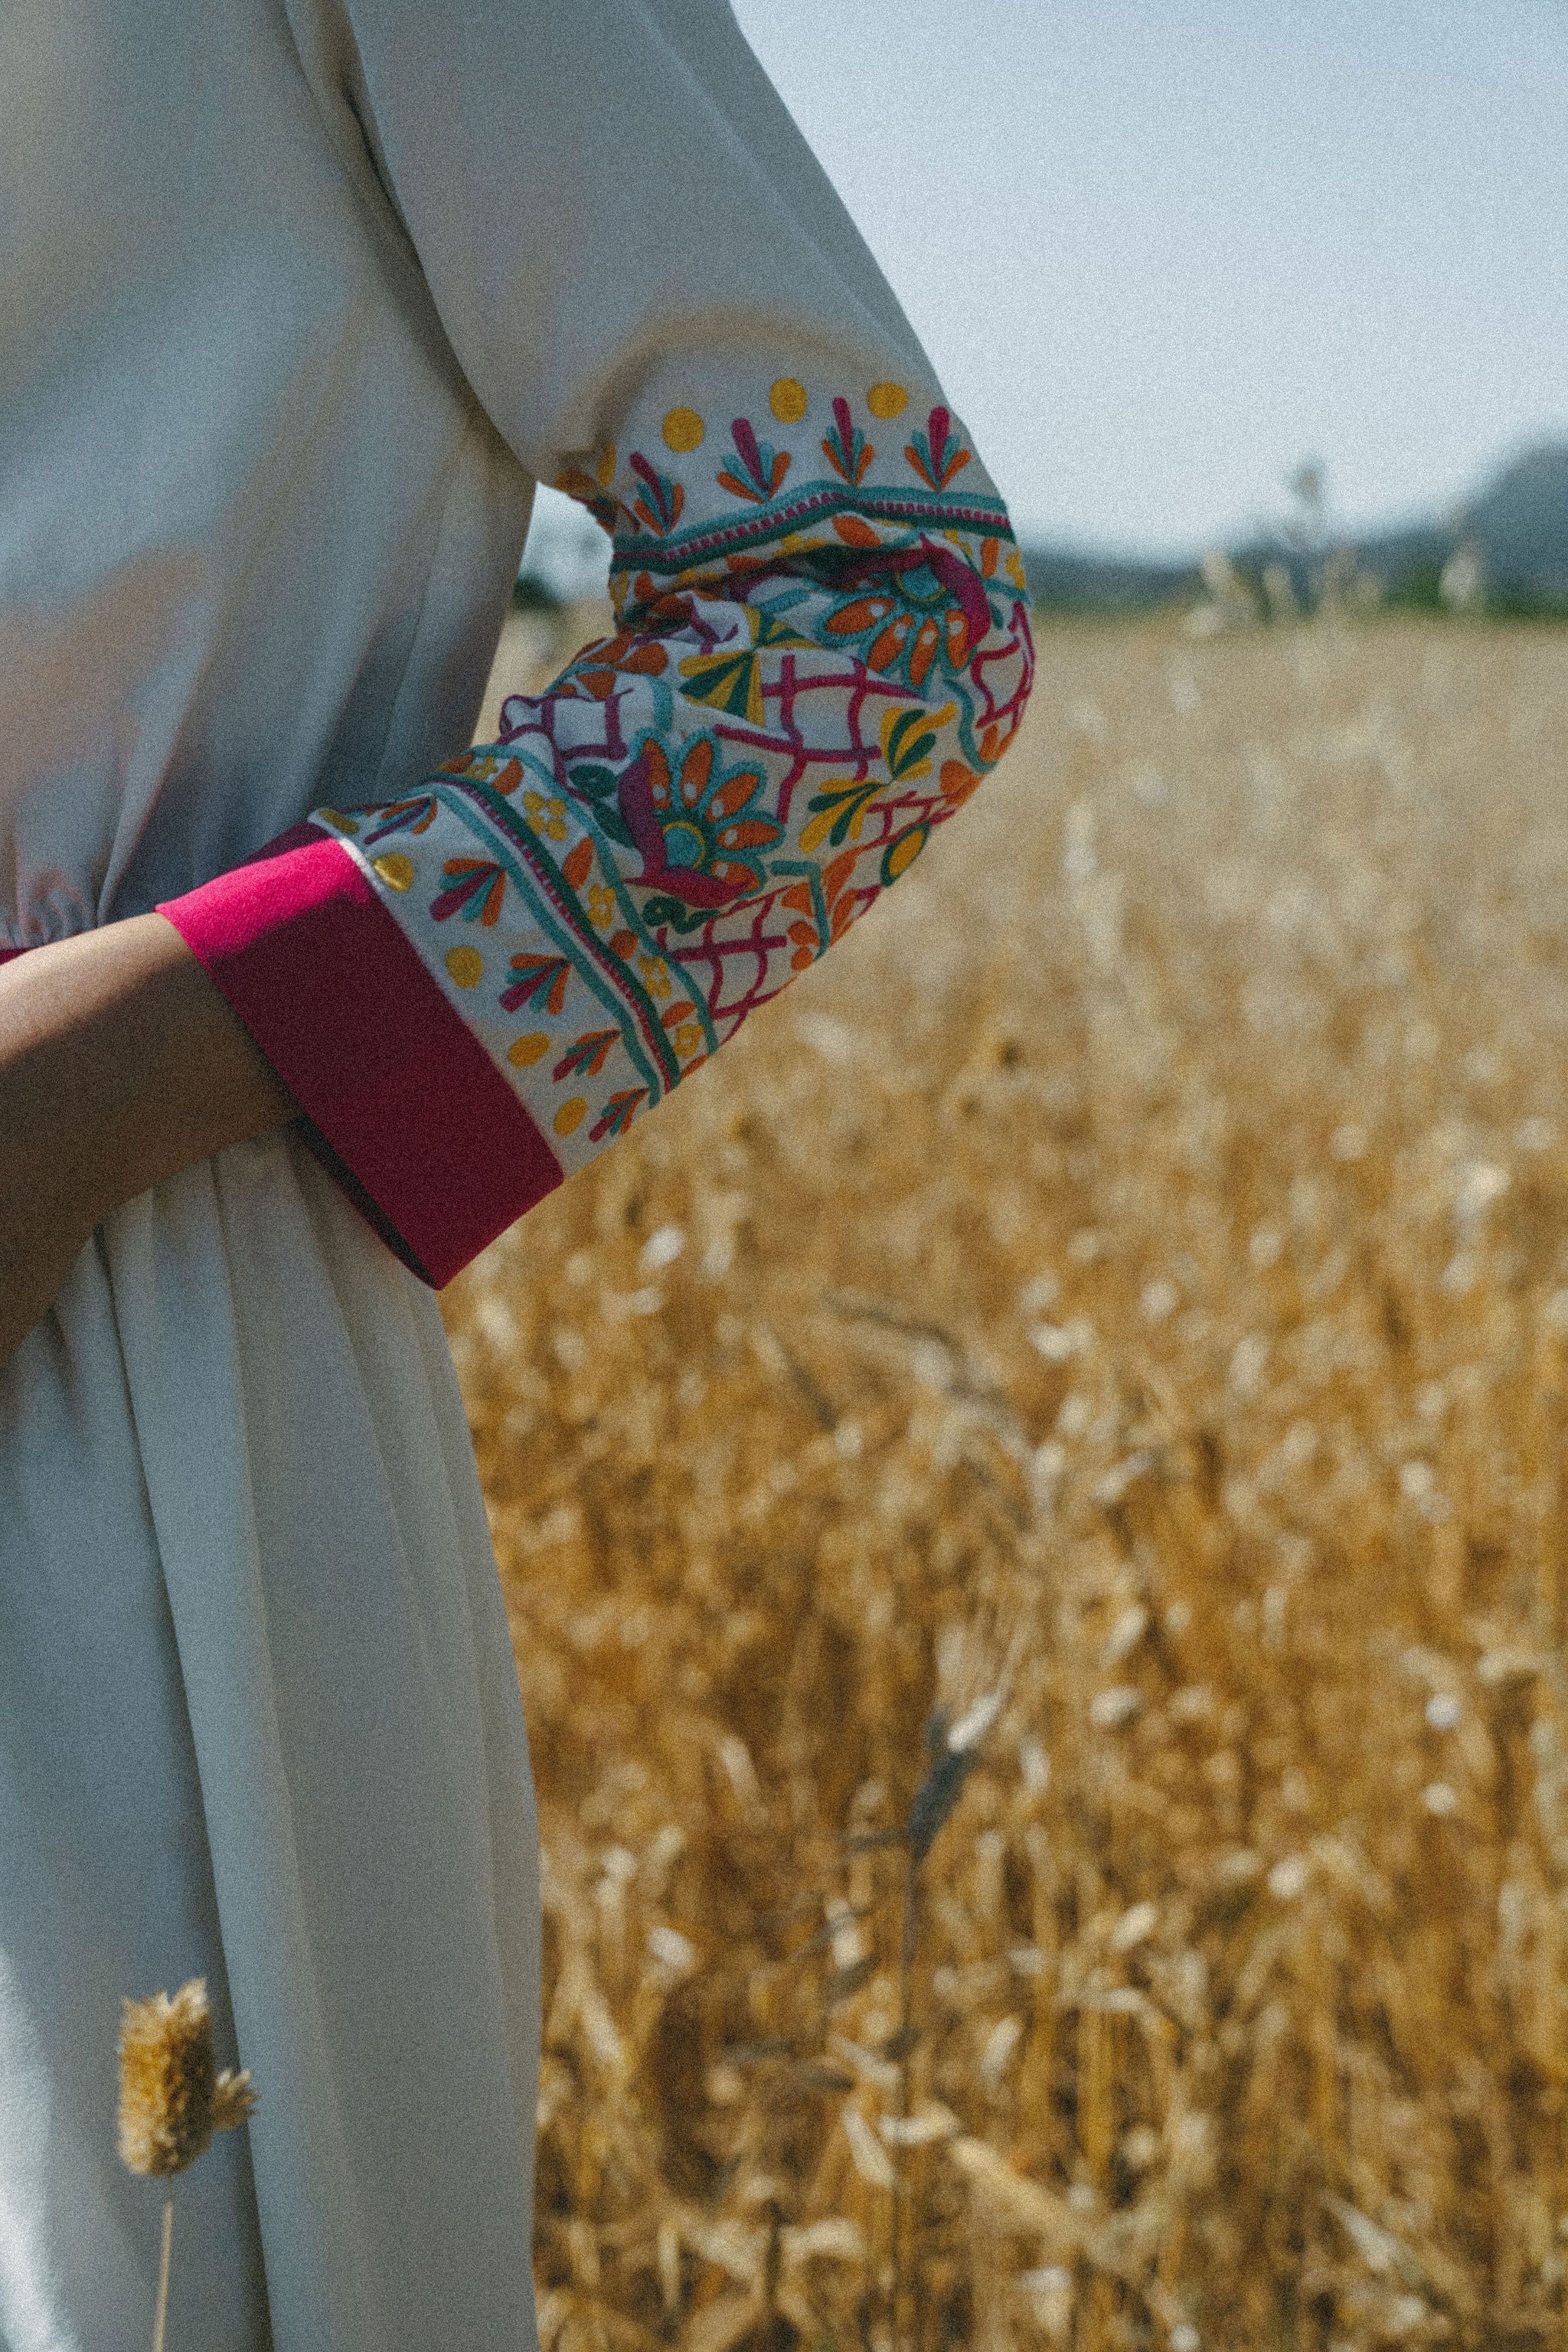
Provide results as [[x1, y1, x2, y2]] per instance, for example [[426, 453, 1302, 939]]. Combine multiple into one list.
[[526, 0, 1568, 582]]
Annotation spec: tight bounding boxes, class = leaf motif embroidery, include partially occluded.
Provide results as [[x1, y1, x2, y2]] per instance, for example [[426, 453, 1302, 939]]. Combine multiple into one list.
[[500, 953, 572, 1016], [798, 701, 953, 854], [821, 396, 874, 486], [553, 1028, 619, 1083], [883, 700, 953, 781], [903, 405, 972, 493], [364, 793, 441, 841], [627, 452, 684, 535], [716, 416, 791, 505], [590, 1088, 648, 1143], [431, 858, 507, 926]]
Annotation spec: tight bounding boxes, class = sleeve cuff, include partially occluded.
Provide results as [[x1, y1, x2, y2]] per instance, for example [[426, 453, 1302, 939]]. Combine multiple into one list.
[[158, 828, 563, 1285]]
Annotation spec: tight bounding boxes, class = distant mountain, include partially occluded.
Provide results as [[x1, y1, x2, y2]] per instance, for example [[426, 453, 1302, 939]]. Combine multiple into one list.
[[1016, 442, 1568, 618], [1014, 544, 1199, 613], [1465, 443, 1568, 601]]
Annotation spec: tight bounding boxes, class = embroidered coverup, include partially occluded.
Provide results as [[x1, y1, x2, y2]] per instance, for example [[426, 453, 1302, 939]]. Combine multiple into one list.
[[0, 0, 1031, 2343]]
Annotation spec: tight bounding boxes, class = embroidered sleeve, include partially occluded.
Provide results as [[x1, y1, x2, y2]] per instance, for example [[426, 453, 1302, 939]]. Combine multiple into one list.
[[160, 361, 1033, 1282]]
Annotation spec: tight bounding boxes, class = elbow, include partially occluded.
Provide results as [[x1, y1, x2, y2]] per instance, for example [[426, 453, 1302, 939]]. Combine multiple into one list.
[[987, 567, 1035, 760], [933, 536, 1034, 802]]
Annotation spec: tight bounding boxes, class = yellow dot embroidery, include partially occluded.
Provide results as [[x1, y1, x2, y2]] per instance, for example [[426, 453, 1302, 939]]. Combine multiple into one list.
[[507, 1032, 550, 1068], [662, 407, 705, 452], [554, 1096, 587, 1137], [445, 946, 484, 989], [867, 381, 908, 420], [595, 442, 616, 488], [314, 807, 358, 836], [371, 852, 414, 892], [769, 376, 808, 423]]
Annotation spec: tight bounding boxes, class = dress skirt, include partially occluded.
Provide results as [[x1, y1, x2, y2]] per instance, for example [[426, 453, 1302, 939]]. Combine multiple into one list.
[[0, 1132, 541, 2350]]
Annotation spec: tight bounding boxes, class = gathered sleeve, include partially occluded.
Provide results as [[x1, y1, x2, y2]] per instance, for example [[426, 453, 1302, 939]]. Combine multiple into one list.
[[158, 0, 1035, 1284]]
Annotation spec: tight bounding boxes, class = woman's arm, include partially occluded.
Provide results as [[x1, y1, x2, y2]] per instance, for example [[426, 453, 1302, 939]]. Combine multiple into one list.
[[0, 0, 1034, 1357], [1, 357, 1029, 1366], [0, 919, 294, 1364], [158, 368, 1033, 1287]]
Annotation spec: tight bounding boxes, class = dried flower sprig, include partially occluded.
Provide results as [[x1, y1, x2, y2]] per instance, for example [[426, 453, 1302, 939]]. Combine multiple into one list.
[[118, 1977, 256, 2175], [119, 1977, 257, 2351]]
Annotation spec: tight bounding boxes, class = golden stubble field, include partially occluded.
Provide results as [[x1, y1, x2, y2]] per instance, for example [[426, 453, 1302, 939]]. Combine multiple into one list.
[[447, 610, 1568, 2352]]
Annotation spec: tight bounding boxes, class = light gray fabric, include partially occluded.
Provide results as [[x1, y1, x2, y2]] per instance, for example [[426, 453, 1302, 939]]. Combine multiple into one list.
[[2, 0, 526, 942], [0, 1138, 542, 2350]]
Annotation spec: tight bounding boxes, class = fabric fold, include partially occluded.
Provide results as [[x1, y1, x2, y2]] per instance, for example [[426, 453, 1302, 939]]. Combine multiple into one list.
[[106, 1133, 542, 2348]]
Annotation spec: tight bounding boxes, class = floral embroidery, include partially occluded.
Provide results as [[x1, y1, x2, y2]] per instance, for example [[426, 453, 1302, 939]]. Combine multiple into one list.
[[450, 750, 524, 792], [315, 364, 1034, 1184], [521, 791, 568, 842], [619, 736, 782, 906], [821, 563, 975, 691]]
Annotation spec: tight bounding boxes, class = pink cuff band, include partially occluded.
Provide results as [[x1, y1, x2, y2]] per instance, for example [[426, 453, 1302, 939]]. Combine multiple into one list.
[[158, 829, 562, 1285]]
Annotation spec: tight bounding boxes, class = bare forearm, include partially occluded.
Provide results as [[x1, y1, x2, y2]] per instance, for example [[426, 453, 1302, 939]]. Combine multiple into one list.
[[0, 916, 296, 1351], [2, 915, 296, 1216]]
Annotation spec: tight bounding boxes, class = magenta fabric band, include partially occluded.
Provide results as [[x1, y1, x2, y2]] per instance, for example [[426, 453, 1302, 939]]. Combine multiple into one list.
[[0, 828, 319, 965], [158, 829, 563, 1285]]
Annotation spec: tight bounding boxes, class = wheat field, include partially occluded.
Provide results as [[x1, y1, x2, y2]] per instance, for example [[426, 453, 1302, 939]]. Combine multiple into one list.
[[446, 608, 1568, 2352]]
